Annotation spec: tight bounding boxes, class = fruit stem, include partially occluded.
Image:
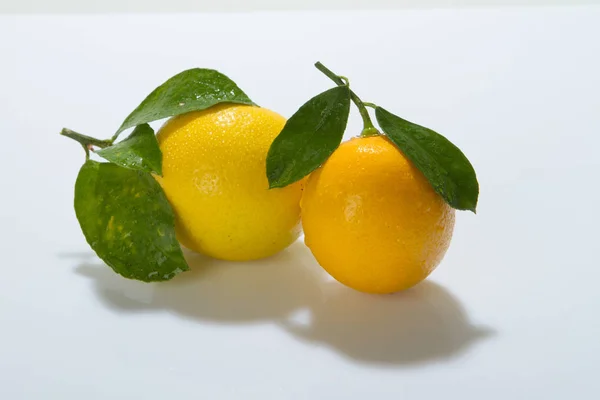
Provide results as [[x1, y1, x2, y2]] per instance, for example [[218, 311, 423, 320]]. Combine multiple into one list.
[[314, 62, 380, 137], [60, 128, 113, 159]]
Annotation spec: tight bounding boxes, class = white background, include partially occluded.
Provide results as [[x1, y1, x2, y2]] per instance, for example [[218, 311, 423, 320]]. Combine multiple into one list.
[[1, 5, 599, 400], [1, 0, 598, 13]]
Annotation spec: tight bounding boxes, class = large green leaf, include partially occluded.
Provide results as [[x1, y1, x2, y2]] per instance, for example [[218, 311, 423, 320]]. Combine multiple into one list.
[[96, 124, 162, 175], [375, 107, 479, 212], [266, 86, 351, 188], [116, 68, 255, 135], [74, 160, 189, 281]]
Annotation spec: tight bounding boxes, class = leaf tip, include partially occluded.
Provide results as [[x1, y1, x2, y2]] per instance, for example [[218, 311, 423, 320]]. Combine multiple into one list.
[[461, 199, 478, 214], [267, 173, 295, 189], [152, 164, 164, 177], [265, 165, 282, 189], [268, 180, 283, 190], [178, 262, 191, 273], [467, 192, 479, 214]]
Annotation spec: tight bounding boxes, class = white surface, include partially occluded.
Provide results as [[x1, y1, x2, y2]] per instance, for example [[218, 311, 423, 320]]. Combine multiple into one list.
[[2, 0, 596, 14], [1, 7, 599, 399]]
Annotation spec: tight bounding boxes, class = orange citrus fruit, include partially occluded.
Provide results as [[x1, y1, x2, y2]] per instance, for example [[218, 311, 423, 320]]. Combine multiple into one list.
[[156, 104, 303, 261], [301, 135, 455, 293]]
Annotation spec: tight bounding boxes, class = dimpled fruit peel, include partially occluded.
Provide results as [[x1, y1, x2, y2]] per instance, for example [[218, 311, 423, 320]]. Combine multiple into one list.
[[267, 62, 478, 293], [155, 105, 303, 261], [61, 68, 303, 281], [60, 63, 478, 290]]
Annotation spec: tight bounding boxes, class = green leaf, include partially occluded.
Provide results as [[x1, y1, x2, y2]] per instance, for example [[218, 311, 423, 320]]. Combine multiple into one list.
[[267, 86, 351, 188], [74, 160, 189, 282], [375, 107, 479, 212], [116, 68, 255, 136], [96, 124, 162, 175]]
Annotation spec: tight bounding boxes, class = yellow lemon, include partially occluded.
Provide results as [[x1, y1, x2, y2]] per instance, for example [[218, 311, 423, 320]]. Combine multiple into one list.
[[156, 104, 303, 261], [301, 135, 455, 293]]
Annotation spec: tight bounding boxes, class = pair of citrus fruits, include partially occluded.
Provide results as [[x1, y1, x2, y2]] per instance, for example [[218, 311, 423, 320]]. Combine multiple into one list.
[[156, 104, 454, 294]]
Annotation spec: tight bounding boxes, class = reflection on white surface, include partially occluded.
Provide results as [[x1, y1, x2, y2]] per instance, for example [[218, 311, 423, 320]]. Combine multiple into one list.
[[0, 0, 593, 14], [2, 6, 599, 399], [76, 240, 492, 366]]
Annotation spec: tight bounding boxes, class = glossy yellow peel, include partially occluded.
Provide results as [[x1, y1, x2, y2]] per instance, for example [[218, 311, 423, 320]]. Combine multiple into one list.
[[156, 104, 303, 261], [301, 135, 455, 293]]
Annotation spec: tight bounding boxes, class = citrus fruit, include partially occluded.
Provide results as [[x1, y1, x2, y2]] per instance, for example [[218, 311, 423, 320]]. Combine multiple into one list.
[[301, 135, 455, 293], [155, 104, 303, 261]]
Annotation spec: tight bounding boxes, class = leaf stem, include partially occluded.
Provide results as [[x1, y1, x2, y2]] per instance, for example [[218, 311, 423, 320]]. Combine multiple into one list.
[[60, 128, 113, 155], [314, 62, 380, 137]]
